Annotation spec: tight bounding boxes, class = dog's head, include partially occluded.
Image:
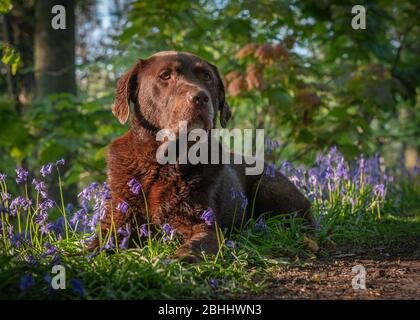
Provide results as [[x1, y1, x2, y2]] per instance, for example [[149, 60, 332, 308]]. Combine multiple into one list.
[[112, 51, 231, 134]]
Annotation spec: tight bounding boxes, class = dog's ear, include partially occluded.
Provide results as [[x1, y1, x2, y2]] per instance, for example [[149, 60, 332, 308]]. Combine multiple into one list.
[[209, 62, 231, 128], [112, 60, 143, 125]]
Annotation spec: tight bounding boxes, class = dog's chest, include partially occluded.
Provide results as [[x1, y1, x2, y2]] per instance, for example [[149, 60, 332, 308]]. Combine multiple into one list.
[[146, 164, 207, 223]]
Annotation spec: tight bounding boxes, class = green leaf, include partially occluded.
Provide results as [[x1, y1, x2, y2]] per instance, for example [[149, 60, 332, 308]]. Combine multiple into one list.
[[0, 0, 12, 14]]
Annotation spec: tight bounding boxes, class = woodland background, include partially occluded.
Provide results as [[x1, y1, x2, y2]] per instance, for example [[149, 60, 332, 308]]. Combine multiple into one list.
[[1, 0, 419, 200]]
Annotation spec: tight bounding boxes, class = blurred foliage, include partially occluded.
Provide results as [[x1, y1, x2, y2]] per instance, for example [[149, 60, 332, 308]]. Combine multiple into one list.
[[0, 0, 419, 187], [0, 94, 123, 193], [1, 43, 20, 75], [117, 0, 420, 163]]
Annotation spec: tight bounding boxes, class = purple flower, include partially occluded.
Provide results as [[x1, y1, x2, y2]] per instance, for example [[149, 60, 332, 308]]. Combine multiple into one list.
[[78, 182, 99, 201], [70, 278, 86, 296], [11, 232, 28, 248], [15, 168, 28, 184], [255, 218, 268, 233], [41, 242, 57, 258], [242, 198, 249, 210], [39, 198, 55, 212], [0, 204, 8, 214], [56, 159, 65, 166], [88, 182, 110, 231], [264, 138, 281, 154], [25, 255, 38, 266], [201, 208, 215, 226], [127, 177, 142, 194], [81, 233, 98, 246], [208, 279, 218, 288], [373, 184, 385, 198], [40, 222, 54, 235], [162, 223, 175, 241], [40, 163, 54, 177], [118, 225, 131, 249], [230, 188, 237, 199], [265, 163, 276, 177], [226, 240, 237, 249], [66, 203, 74, 213], [50, 254, 61, 266], [70, 208, 87, 225], [10, 196, 30, 216], [0, 173, 6, 182], [32, 178, 48, 199], [104, 236, 115, 250], [35, 211, 48, 225], [19, 274, 35, 291], [1, 192, 11, 202], [116, 201, 129, 214], [140, 224, 152, 238]]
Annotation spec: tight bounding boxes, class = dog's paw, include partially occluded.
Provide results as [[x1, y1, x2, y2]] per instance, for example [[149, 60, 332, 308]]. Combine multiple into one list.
[[170, 247, 203, 264]]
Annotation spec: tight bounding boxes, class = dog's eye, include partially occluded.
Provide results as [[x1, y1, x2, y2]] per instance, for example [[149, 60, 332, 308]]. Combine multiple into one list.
[[203, 72, 212, 81], [160, 70, 171, 80]]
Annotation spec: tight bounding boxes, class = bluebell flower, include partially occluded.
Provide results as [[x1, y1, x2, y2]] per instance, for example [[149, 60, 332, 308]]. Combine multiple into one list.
[[35, 211, 48, 225], [118, 225, 131, 249], [78, 182, 99, 201], [26, 255, 38, 266], [11, 232, 27, 248], [201, 208, 215, 226], [15, 168, 28, 184], [81, 233, 98, 246], [230, 187, 237, 199], [373, 184, 385, 198], [0, 173, 7, 182], [40, 163, 54, 177], [70, 278, 86, 296], [39, 198, 54, 212], [265, 163, 276, 177], [162, 223, 175, 241], [70, 208, 86, 226], [0, 204, 8, 214], [56, 159, 65, 166], [66, 203, 74, 213], [208, 279, 218, 288], [40, 222, 54, 235], [10, 196, 29, 216], [226, 240, 237, 249], [264, 138, 281, 155], [116, 201, 129, 214], [127, 177, 142, 194], [104, 236, 115, 250], [1, 191, 11, 202], [50, 254, 61, 266], [255, 218, 268, 233], [19, 274, 35, 291], [41, 242, 57, 258], [140, 224, 152, 237], [32, 178, 48, 199]]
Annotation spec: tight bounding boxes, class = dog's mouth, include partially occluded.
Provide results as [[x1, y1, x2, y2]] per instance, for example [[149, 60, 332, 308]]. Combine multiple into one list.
[[187, 115, 212, 132]]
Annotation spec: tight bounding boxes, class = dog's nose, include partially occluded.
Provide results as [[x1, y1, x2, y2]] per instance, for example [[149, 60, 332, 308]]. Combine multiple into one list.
[[189, 90, 210, 106]]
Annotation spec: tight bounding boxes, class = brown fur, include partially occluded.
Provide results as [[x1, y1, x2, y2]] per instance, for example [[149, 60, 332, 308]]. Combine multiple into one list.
[[94, 51, 314, 262]]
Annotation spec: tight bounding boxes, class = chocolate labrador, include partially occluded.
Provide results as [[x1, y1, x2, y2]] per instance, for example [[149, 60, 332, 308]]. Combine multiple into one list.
[[95, 51, 314, 261]]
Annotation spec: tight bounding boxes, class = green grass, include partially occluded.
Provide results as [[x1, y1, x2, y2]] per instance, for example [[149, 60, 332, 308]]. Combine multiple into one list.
[[1, 206, 419, 299], [1, 161, 419, 299]]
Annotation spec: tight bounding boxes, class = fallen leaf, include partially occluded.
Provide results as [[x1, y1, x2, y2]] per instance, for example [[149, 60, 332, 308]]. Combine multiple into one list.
[[304, 236, 319, 252]]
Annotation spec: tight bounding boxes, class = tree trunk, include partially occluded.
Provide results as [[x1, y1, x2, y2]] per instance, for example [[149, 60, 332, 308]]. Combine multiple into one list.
[[34, 0, 77, 205], [34, 0, 76, 98]]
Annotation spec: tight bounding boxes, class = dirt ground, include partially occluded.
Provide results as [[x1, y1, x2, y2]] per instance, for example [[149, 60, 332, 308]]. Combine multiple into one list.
[[252, 236, 420, 299]]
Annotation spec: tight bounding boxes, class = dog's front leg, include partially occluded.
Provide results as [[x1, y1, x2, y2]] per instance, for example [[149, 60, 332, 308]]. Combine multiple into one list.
[[173, 224, 220, 263]]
